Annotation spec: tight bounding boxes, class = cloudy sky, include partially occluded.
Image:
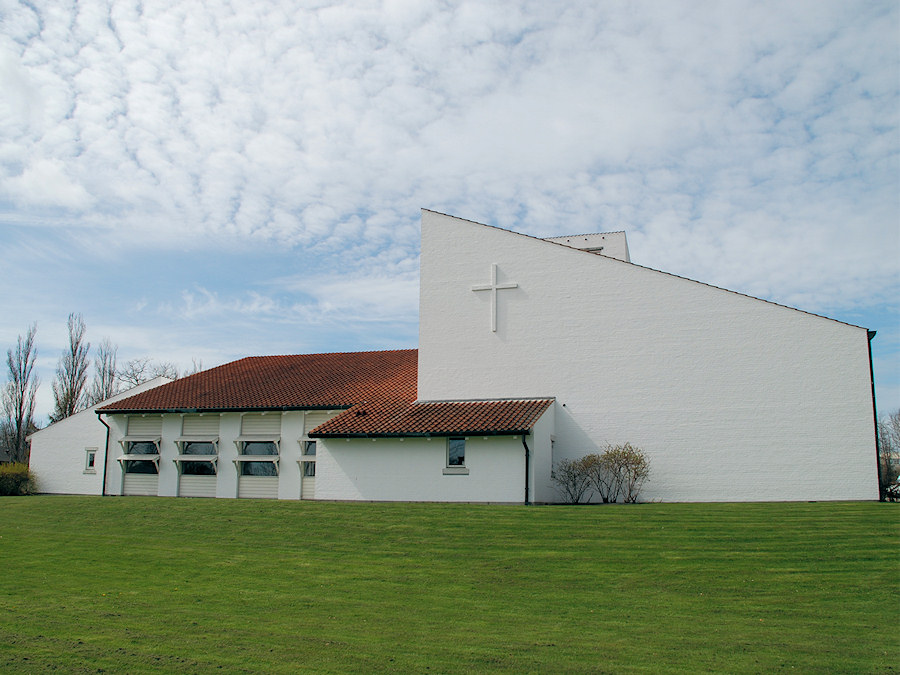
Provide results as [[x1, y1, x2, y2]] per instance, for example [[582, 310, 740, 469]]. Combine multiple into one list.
[[1, 0, 898, 422]]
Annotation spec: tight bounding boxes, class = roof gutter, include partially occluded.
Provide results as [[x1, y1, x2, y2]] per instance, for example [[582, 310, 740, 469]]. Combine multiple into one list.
[[522, 434, 531, 505], [96, 404, 351, 415], [96, 412, 111, 497], [309, 429, 533, 439]]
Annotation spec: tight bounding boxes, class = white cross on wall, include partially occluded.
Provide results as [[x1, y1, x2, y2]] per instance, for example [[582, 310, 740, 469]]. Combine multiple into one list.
[[471, 263, 518, 332]]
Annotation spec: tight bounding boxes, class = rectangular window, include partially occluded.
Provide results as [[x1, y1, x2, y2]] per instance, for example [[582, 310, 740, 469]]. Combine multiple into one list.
[[443, 437, 469, 475], [84, 448, 97, 474], [241, 440, 279, 476], [181, 440, 217, 475], [302, 440, 316, 477], [448, 438, 465, 466], [124, 440, 159, 474]]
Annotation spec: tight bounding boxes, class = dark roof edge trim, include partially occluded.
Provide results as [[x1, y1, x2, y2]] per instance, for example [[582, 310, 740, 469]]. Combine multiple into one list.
[[413, 396, 556, 404], [309, 429, 534, 439], [97, 405, 352, 416]]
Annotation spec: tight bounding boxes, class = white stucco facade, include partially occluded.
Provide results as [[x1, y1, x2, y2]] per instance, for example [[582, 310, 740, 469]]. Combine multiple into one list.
[[102, 409, 342, 499], [316, 404, 554, 503], [418, 211, 879, 502], [99, 406, 553, 503], [28, 377, 171, 495], [318, 435, 524, 503], [43, 210, 878, 503]]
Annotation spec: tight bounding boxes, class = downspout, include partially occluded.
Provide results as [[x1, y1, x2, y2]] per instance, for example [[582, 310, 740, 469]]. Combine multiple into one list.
[[97, 412, 111, 497], [867, 330, 883, 500], [522, 434, 531, 505]]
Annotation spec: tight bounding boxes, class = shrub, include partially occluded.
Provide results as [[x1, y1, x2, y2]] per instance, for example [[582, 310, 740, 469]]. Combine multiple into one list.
[[0, 463, 36, 496], [612, 443, 651, 503], [584, 451, 620, 503], [551, 456, 594, 504], [554, 443, 651, 504]]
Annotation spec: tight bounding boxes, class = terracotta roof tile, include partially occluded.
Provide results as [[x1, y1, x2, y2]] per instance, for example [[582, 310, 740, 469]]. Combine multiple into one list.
[[97, 349, 417, 413], [309, 398, 554, 437]]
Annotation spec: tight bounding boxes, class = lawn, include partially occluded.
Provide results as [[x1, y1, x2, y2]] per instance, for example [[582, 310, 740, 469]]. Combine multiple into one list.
[[0, 497, 896, 673]]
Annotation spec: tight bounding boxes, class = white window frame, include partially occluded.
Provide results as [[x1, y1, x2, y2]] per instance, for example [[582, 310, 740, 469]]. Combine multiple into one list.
[[298, 439, 317, 477], [84, 447, 97, 474], [442, 437, 469, 475], [117, 436, 162, 474], [233, 436, 281, 475], [173, 436, 220, 475]]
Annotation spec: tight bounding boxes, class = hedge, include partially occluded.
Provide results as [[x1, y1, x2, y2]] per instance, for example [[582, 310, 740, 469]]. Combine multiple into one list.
[[0, 462, 36, 496]]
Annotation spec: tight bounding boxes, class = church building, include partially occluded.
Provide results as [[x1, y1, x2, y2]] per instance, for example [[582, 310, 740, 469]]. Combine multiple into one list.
[[37, 210, 880, 502]]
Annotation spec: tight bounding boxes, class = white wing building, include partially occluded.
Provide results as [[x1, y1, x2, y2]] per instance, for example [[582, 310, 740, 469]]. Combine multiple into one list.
[[37, 211, 878, 502], [27, 377, 172, 495]]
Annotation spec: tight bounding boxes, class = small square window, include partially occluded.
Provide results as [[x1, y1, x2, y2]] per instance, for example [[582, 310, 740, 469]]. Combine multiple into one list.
[[84, 448, 97, 474]]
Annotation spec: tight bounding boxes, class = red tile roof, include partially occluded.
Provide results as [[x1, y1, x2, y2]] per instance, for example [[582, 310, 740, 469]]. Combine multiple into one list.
[[97, 349, 418, 413], [309, 398, 554, 437]]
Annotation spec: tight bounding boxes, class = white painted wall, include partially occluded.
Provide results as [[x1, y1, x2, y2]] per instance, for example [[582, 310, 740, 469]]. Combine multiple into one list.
[[529, 402, 556, 503], [418, 211, 879, 502], [101, 402, 551, 502], [28, 377, 171, 495], [316, 433, 531, 502], [102, 410, 339, 499]]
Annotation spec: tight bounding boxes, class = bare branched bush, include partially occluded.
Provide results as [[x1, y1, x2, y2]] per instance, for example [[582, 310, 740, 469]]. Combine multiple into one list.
[[551, 456, 594, 504], [616, 443, 651, 503], [586, 443, 651, 503], [584, 451, 620, 503]]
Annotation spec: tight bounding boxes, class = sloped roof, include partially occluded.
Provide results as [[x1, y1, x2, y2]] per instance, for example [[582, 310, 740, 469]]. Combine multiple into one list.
[[309, 398, 554, 437], [97, 349, 417, 413]]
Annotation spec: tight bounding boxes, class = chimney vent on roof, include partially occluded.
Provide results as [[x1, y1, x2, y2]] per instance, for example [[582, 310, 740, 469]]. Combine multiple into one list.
[[543, 231, 630, 262]]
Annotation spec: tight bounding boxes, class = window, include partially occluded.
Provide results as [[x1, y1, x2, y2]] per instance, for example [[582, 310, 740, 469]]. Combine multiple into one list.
[[84, 448, 97, 474], [448, 438, 465, 466], [181, 440, 217, 475], [240, 440, 279, 476], [443, 437, 469, 475], [124, 440, 159, 474], [302, 441, 316, 477]]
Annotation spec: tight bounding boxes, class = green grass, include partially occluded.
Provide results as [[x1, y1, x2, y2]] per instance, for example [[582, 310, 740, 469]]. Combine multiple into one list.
[[0, 498, 896, 673]]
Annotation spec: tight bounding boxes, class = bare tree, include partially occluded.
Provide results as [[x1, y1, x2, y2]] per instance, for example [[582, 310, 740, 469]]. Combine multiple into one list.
[[50, 313, 91, 423], [183, 358, 203, 377], [0, 419, 13, 462], [117, 358, 179, 387], [86, 338, 119, 405], [2, 324, 40, 463]]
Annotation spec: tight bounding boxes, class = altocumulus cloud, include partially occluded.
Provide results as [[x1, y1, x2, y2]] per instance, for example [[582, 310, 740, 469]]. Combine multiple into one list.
[[0, 0, 897, 418]]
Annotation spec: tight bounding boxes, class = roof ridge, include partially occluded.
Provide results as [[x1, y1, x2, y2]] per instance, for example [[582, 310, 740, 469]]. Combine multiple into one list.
[[246, 347, 417, 360], [414, 396, 555, 404], [543, 231, 626, 237]]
